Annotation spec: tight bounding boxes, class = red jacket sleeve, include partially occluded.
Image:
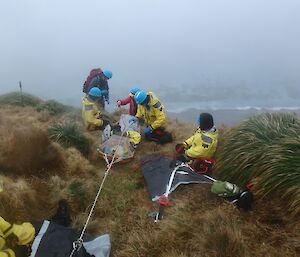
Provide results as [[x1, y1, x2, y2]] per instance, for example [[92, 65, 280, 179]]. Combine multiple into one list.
[[119, 95, 131, 105]]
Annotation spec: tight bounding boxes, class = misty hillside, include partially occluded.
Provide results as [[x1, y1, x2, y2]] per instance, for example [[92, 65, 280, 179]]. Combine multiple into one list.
[[0, 92, 299, 257]]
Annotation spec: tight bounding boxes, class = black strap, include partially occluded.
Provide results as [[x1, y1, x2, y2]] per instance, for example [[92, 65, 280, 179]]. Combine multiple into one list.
[[3, 224, 13, 236]]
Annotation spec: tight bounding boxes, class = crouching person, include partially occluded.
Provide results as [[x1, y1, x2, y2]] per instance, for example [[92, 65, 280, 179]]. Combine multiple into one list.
[[0, 216, 35, 257], [174, 113, 218, 173], [116, 86, 141, 116], [134, 90, 172, 144], [0, 200, 111, 257], [82, 87, 110, 131]]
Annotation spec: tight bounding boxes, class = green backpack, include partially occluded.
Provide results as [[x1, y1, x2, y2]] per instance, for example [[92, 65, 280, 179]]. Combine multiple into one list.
[[211, 180, 240, 197]]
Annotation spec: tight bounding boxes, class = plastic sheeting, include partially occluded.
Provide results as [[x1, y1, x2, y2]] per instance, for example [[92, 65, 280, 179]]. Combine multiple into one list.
[[99, 114, 140, 160]]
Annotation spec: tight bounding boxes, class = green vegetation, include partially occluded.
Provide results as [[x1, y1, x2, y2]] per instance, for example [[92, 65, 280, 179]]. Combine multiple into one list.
[[68, 181, 86, 204], [36, 100, 72, 115], [48, 122, 90, 156], [0, 91, 42, 107], [215, 113, 300, 215]]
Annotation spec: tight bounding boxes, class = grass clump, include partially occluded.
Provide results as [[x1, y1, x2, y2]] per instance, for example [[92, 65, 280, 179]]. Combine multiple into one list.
[[0, 124, 65, 175], [0, 92, 42, 107], [68, 181, 86, 204], [36, 100, 72, 115], [48, 122, 90, 156], [215, 112, 300, 215]]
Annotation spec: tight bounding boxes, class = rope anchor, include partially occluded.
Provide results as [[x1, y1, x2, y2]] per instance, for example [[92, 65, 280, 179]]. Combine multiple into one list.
[[72, 238, 83, 251]]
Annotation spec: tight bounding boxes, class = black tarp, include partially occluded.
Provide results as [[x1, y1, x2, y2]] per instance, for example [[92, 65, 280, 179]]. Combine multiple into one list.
[[30, 220, 110, 257], [141, 155, 212, 201]]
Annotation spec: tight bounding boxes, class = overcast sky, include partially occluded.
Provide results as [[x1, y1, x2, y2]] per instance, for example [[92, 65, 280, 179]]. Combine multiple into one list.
[[0, 0, 299, 111]]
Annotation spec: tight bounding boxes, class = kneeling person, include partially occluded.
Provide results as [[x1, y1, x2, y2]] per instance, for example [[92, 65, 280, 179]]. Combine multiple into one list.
[[82, 87, 109, 131], [134, 90, 172, 144]]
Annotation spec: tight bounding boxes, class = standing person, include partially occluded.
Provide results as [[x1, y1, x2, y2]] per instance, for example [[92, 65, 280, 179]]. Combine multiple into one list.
[[116, 86, 140, 116], [82, 87, 110, 131], [83, 68, 112, 109], [134, 90, 172, 144]]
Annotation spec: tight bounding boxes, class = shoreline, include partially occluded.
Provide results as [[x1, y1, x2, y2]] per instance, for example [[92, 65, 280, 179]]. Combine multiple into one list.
[[168, 107, 300, 126]]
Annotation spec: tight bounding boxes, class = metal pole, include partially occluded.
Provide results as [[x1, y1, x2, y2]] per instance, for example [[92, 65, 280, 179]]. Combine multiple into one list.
[[19, 81, 24, 106]]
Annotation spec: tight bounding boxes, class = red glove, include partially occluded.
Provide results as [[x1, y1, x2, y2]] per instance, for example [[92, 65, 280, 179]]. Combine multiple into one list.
[[175, 144, 186, 154]]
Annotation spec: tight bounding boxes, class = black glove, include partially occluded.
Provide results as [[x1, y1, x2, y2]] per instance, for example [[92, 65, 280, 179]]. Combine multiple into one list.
[[138, 118, 145, 126], [6, 233, 19, 248], [101, 119, 111, 130]]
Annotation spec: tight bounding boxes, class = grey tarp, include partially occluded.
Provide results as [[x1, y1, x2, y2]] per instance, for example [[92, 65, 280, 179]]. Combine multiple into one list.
[[141, 155, 212, 201], [30, 220, 110, 257]]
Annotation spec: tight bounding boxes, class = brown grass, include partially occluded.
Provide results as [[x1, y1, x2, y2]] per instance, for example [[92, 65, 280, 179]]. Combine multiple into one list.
[[0, 124, 65, 176], [0, 105, 299, 257]]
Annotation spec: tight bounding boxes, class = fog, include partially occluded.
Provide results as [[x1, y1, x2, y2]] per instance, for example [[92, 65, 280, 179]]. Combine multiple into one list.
[[0, 0, 299, 111]]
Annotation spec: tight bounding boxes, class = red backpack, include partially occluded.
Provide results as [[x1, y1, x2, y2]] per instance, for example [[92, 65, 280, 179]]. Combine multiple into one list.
[[83, 68, 103, 93]]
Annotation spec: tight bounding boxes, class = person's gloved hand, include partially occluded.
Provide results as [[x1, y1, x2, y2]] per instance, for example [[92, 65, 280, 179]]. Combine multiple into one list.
[[175, 143, 186, 154], [128, 117, 137, 124], [6, 233, 19, 248], [143, 126, 153, 136], [117, 100, 121, 107]]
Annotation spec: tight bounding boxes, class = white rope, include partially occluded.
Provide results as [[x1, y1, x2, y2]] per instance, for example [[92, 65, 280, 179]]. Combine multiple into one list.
[[69, 128, 127, 257]]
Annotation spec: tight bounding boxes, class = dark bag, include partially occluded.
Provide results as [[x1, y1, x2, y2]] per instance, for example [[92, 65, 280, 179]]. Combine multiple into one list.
[[83, 68, 103, 93], [147, 128, 173, 145]]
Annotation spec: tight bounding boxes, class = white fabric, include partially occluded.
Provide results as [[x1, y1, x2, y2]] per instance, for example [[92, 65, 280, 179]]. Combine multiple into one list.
[[83, 234, 111, 257], [29, 220, 50, 257]]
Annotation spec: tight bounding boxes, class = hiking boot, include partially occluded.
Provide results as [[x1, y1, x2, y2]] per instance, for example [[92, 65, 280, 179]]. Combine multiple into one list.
[[51, 199, 71, 227]]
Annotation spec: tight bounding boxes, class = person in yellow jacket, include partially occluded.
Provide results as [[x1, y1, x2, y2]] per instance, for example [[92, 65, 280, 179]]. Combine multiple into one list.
[[133, 90, 172, 144], [174, 113, 218, 173], [82, 87, 109, 131], [0, 216, 35, 257]]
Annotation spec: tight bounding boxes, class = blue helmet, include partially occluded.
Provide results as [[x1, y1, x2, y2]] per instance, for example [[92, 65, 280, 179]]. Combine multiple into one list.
[[130, 86, 140, 95], [88, 87, 102, 97], [134, 90, 147, 104], [103, 70, 113, 79]]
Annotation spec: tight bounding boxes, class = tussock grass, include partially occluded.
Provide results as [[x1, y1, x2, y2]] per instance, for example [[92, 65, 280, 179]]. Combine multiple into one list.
[[0, 176, 37, 221], [215, 113, 300, 215], [0, 91, 42, 107], [48, 122, 90, 156], [0, 124, 65, 176], [36, 100, 73, 115]]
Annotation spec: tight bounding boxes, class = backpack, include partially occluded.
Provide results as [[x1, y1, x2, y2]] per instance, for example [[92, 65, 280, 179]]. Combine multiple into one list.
[[211, 180, 254, 211], [83, 68, 103, 93], [211, 181, 240, 197]]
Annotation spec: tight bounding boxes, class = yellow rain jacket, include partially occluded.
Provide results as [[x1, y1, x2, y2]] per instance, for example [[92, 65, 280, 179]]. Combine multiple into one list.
[[184, 127, 218, 159], [0, 216, 35, 257], [135, 92, 166, 130], [127, 130, 141, 146], [82, 96, 104, 130]]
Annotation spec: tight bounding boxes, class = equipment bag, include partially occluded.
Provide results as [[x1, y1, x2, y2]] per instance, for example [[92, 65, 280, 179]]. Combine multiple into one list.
[[83, 68, 103, 93], [211, 180, 240, 197], [211, 180, 254, 211]]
